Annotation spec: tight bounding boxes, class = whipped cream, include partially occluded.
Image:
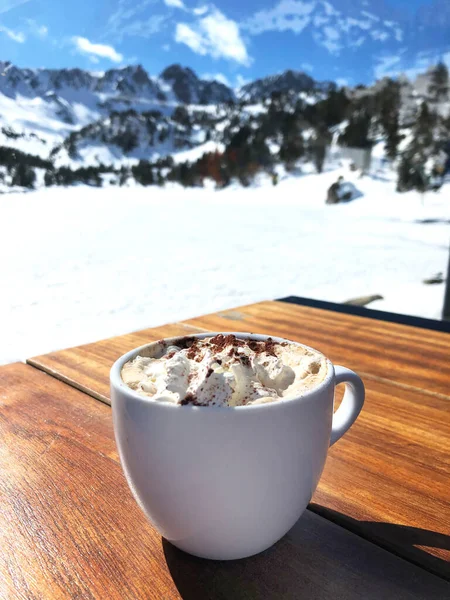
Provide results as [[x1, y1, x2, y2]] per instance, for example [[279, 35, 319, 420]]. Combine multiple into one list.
[[121, 334, 328, 407]]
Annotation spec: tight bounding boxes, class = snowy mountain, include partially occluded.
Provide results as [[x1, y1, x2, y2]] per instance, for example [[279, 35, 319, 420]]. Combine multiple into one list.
[[0, 60, 336, 161], [0, 61, 239, 158], [49, 108, 211, 167], [239, 70, 335, 103], [0, 61, 234, 120]]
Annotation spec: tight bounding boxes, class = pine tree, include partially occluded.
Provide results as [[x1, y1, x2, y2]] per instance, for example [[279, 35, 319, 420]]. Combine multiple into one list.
[[396, 155, 414, 192], [67, 137, 77, 160], [311, 127, 330, 173], [117, 130, 138, 153], [376, 79, 402, 160], [132, 160, 154, 186], [11, 163, 35, 188], [156, 171, 165, 186], [428, 62, 449, 102], [279, 114, 304, 171], [118, 166, 129, 186], [44, 170, 56, 186], [172, 106, 191, 128], [411, 101, 435, 157]]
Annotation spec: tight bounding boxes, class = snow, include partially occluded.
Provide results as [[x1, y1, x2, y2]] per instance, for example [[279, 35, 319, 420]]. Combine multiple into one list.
[[172, 141, 225, 163], [2, 167, 449, 365]]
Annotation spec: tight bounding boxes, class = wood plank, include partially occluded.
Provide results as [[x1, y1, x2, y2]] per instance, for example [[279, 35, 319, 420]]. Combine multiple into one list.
[[28, 322, 207, 405], [313, 376, 450, 578], [1, 364, 449, 599], [181, 301, 450, 398]]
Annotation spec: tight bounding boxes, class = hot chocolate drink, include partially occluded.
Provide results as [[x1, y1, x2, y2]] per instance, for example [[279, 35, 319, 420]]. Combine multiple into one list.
[[121, 334, 328, 407]]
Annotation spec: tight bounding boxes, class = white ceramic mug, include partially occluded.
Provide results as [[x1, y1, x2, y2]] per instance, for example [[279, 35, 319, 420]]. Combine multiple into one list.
[[110, 332, 364, 560]]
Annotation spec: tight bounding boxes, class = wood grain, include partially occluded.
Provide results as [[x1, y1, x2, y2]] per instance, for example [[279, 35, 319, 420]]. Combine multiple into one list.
[[28, 322, 207, 405], [1, 364, 449, 599], [181, 301, 450, 399]]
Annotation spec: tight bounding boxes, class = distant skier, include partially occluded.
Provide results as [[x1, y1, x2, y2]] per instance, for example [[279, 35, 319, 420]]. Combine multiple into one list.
[[429, 164, 444, 191], [326, 176, 344, 204]]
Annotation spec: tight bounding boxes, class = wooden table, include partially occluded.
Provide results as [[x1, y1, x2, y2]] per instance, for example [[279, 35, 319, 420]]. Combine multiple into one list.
[[2, 298, 450, 598]]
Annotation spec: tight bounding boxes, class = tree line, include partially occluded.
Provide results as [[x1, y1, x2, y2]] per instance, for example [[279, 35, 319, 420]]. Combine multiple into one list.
[[1, 62, 449, 192]]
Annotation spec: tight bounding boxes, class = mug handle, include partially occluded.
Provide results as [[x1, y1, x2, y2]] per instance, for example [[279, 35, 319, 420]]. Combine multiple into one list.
[[330, 366, 365, 446]]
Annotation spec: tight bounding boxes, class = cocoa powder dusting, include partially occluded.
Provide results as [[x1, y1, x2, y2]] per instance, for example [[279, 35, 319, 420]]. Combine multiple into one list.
[[264, 338, 277, 357], [186, 340, 201, 361], [246, 337, 278, 357], [209, 334, 244, 352], [180, 392, 201, 406]]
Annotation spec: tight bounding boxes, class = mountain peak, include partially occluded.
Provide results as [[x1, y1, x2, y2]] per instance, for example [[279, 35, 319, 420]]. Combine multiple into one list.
[[160, 64, 199, 82], [159, 64, 234, 105], [239, 68, 333, 102]]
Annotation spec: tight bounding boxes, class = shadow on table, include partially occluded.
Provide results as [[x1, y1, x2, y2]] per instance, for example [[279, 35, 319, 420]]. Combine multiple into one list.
[[163, 510, 450, 600], [309, 503, 450, 579]]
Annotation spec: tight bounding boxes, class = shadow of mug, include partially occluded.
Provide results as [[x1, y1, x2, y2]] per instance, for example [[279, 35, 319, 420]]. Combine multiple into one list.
[[309, 503, 450, 579], [162, 509, 450, 600]]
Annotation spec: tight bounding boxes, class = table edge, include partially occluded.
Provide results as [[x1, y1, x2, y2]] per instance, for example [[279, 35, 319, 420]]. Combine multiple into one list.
[[278, 296, 450, 334]]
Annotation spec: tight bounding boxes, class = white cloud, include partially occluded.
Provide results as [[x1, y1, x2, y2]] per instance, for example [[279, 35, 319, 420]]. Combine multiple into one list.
[[107, 0, 152, 30], [117, 14, 167, 38], [336, 78, 349, 87], [164, 0, 185, 7], [26, 19, 48, 38], [235, 74, 249, 88], [0, 0, 31, 15], [313, 25, 342, 55], [383, 19, 403, 42], [193, 6, 208, 15], [313, 16, 329, 27], [72, 36, 123, 63], [361, 11, 378, 21], [375, 50, 440, 83], [0, 24, 25, 42], [346, 17, 371, 31], [373, 54, 401, 79], [202, 72, 230, 86], [106, 0, 165, 40], [301, 62, 313, 71], [175, 23, 205, 53], [244, 0, 315, 35], [162, 43, 170, 51], [371, 30, 388, 42], [321, 38, 341, 54], [401, 54, 438, 80], [175, 7, 251, 65], [394, 27, 403, 42], [352, 36, 365, 47], [323, 26, 339, 41], [322, 1, 339, 17]]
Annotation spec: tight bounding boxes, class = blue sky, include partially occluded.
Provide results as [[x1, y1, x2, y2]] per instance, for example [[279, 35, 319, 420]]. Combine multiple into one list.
[[0, 0, 448, 87]]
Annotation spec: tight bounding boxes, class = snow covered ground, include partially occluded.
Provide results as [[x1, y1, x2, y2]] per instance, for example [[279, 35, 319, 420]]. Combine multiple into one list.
[[2, 166, 450, 365]]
